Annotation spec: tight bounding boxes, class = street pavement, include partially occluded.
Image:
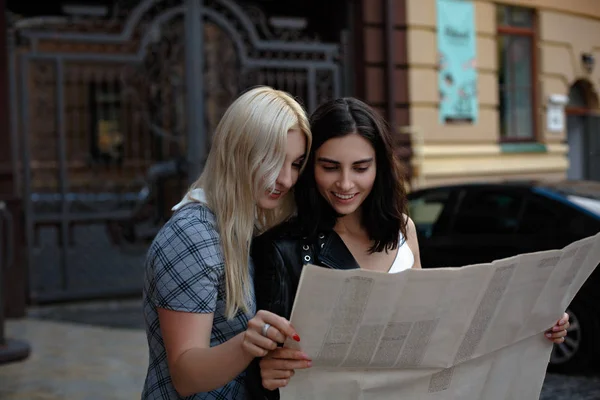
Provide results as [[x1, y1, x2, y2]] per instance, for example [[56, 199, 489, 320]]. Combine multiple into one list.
[[1, 300, 598, 399]]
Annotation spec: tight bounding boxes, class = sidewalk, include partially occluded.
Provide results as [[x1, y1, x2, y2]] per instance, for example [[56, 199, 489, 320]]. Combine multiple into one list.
[[1, 302, 599, 400], [0, 318, 147, 400]]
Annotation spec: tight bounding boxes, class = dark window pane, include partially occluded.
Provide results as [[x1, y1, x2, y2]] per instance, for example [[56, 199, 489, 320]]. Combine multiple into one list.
[[497, 34, 534, 140], [500, 88, 534, 140], [497, 5, 508, 26], [453, 190, 524, 235], [508, 6, 534, 28], [497, 5, 534, 28], [518, 196, 559, 234], [509, 36, 532, 86], [510, 88, 534, 138]]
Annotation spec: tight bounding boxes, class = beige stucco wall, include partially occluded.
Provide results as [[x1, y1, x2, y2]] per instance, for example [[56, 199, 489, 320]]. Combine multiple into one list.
[[405, 0, 600, 189]]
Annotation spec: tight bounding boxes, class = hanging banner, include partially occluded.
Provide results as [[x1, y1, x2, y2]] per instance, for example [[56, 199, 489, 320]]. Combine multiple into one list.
[[437, 0, 478, 124]]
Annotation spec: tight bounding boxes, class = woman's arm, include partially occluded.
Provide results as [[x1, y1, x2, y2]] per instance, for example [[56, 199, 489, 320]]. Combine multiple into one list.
[[405, 215, 422, 269], [148, 213, 298, 397], [160, 309, 251, 395], [160, 308, 297, 396]]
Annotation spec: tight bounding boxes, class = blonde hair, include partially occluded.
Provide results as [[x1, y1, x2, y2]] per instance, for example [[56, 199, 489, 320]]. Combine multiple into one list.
[[191, 86, 311, 318]]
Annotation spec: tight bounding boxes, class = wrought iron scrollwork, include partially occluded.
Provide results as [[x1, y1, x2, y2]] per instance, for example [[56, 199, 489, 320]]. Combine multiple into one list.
[[10, 0, 342, 300]]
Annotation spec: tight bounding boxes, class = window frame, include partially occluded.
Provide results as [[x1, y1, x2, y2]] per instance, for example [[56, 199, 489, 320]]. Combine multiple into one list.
[[497, 6, 539, 143]]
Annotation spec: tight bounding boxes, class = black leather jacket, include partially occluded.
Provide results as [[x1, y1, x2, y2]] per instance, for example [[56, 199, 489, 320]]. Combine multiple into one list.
[[245, 219, 360, 399], [253, 219, 360, 319]]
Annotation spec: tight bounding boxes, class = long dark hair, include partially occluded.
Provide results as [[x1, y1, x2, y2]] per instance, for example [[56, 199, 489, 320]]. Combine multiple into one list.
[[294, 97, 408, 253]]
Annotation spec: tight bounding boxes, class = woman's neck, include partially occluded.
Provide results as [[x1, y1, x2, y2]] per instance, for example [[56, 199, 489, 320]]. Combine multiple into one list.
[[333, 210, 368, 239]]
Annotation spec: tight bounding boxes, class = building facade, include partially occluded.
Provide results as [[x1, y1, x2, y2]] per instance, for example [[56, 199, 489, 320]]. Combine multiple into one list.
[[401, 0, 600, 188], [1, 0, 363, 312], [3, 0, 600, 314]]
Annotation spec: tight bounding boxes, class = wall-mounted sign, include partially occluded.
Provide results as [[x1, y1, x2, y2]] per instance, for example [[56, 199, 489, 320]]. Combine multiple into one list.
[[547, 94, 569, 133], [436, 0, 478, 124]]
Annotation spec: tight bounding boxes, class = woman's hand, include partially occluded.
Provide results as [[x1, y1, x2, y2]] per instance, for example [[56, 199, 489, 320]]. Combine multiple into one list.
[[545, 312, 570, 344], [260, 347, 312, 391], [242, 310, 300, 357]]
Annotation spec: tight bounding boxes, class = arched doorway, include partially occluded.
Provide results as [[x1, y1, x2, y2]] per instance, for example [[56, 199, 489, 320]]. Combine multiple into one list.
[[566, 79, 600, 181]]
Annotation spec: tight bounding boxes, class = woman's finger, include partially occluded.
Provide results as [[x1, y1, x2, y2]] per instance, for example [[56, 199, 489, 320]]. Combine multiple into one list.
[[263, 325, 287, 344], [261, 367, 296, 380], [263, 378, 291, 391], [266, 348, 311, 361], [244, 330, 278, 352], [553, 321, 570, 331], [261, 357, 312, 371], [242, 340, 270, 358], [546, 330, 567, 340], [256, 310, 300, 342], [248, 314, 288, 344]]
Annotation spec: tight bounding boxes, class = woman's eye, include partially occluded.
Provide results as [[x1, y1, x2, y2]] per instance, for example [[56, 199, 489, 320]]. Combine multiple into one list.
[[354, 167, 368, 172], [292, 163, 302, 169], [322, 165, 338, 171]]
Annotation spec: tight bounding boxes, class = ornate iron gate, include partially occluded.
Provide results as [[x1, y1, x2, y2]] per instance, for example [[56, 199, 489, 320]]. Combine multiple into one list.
[[9, 0, 341, 302]]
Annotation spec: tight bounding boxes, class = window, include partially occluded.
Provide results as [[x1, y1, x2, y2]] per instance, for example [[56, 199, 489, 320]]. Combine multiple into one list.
[[517, 195, 559, 234], [497, 6, 536, 141], [408, 189, 452, 239], [452, 189, 524, 235], [89, 82, 124, 164]]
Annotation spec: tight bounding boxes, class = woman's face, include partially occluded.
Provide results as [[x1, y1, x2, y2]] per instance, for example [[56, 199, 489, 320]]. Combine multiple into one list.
[[256, 128, 306, 210], [314, 132, 376, 217]]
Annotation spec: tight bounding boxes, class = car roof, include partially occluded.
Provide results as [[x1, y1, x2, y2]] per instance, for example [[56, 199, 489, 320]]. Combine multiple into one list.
[[409, 180, 600, 199]]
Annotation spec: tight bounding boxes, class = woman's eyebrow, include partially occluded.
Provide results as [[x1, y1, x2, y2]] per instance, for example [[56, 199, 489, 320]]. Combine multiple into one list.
[[317, 157, 339, 164], [316, 157, 374, 165]]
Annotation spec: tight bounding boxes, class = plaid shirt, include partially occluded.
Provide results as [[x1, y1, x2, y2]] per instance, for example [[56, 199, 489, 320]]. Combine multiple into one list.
[[142, 202, 256, 399]]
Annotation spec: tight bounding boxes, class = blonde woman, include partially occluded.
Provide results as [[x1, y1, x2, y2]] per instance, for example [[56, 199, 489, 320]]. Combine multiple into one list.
[[141, 86, 311, 399]]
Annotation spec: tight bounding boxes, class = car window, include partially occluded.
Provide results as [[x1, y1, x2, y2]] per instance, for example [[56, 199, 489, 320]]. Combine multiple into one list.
[[408, 189, 452, 238], [452, 189, 524, 235], [517, 195, 560, 234]]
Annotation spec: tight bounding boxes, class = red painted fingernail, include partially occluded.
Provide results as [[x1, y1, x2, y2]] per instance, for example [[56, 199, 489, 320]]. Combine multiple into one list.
[[293, 334, 301, 342]]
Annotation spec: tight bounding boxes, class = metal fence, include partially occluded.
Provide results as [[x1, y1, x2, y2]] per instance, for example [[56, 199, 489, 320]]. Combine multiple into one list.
[[8, 0, 341, 302]]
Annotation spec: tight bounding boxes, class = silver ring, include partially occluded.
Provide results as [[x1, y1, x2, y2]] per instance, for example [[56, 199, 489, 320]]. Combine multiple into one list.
[[261, 323, 271, 337]]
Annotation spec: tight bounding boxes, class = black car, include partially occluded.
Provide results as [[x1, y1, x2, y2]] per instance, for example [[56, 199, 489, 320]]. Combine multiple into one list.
[[407, 180, 600, 373]]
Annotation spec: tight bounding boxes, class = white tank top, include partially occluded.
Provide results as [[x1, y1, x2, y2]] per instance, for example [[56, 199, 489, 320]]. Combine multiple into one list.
[[388, 236, 414, 273]]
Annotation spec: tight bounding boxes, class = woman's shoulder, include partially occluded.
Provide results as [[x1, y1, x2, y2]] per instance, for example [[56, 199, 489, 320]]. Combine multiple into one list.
[[172, 201, 216, 223], [150, 202, 219, 254]]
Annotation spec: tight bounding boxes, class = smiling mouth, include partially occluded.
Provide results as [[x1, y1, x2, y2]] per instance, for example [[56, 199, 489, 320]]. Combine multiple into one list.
[[332, 192, 357, 200]]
